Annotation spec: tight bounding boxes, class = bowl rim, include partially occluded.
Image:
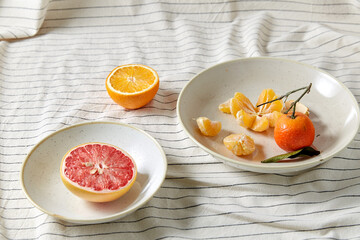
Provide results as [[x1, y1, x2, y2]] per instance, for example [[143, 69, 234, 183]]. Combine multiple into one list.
[[177, 57, 360, 172], [20, 121, 168, 224]]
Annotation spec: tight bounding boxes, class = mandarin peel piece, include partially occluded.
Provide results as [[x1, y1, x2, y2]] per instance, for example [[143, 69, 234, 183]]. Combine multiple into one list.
[[284, 83, 312, 119], [283, 100, 309, 116]]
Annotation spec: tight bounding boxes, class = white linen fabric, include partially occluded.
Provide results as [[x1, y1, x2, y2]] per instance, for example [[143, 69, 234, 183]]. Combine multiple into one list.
[[0, 0, 50, 39], [1, 0, 360, 239]]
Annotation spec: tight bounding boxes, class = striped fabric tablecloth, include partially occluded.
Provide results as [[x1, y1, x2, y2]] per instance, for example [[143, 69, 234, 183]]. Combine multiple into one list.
[[1, 0, 360, 239]]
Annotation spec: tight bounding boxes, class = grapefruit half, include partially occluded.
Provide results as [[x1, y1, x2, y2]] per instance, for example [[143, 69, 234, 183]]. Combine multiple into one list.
[[60, 142, 137, 202]]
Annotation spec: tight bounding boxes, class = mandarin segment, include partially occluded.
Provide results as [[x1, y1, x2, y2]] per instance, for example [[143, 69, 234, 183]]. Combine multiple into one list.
[[223, 133, 255, 156], [218, 99, 231, 114], [264, 111, 284, 128], [196, 117, 221, 137], [229, 97, 241, 117], [251, 115, 269, 132], [236, 109, 256, 129], [230, 92, 256, 117], [256, 89, 283, 114], [224, 89, 283, 132]]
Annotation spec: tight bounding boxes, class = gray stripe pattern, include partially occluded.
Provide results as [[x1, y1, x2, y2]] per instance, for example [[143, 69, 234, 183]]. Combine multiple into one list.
[[1, 0, 360, 239]]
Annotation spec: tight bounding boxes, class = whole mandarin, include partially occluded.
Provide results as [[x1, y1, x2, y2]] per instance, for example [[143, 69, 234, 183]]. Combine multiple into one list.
[[274, 112, 315, 151]]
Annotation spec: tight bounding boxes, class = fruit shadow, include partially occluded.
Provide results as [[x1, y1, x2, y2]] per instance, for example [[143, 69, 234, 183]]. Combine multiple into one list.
[[152, 88, 180, 108], [310, 110, 332, 149], [83, 172, 149, 213], [127, 88, 179, 111]]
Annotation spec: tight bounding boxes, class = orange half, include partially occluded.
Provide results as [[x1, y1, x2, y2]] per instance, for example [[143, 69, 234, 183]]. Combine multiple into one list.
[[106, 64, 159, 109]]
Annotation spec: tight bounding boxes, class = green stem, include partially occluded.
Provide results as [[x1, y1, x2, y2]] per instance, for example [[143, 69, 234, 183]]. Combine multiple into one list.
[[284, 83, 312, 119], [256, 86, 308, 108]]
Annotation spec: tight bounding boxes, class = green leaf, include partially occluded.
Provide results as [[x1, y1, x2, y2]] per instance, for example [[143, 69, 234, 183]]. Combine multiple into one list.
[[261, 146, 320, 163]]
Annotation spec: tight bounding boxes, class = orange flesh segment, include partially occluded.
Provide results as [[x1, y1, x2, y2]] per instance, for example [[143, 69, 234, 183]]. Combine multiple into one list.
[[230, 92, 256, 117], [226, 89, 283, 132], [196, 117, 221, 137], [236, 109, 256, 128], [256, 89, 283, 114], [218, 99, 231, 114], [251, 115, 269, 132], [223, 133, 255, 156], [265, 111, 284, 128], [109, 65, 156, 93]]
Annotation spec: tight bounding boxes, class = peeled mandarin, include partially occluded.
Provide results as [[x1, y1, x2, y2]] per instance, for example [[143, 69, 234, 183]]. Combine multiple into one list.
[[223, 89, 283, 132], [256, 89, 283, 114], [223, 133, 255, 156]]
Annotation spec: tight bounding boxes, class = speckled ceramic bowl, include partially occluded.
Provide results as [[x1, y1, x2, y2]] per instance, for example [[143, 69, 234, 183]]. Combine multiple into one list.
[[177, 57, 360, 173], [21, 122, 167, 224]]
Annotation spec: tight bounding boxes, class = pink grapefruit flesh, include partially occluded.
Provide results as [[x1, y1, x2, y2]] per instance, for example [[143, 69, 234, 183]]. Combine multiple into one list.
[[60, 142, 137, 202]]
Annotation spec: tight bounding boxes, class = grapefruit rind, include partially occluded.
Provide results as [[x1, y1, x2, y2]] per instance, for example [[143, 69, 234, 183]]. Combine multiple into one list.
[[60, 142, 137, 203]]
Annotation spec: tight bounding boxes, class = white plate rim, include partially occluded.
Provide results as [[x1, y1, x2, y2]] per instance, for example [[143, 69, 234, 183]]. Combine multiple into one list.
[[177, 57, 360, 172], [20, 121, 168, 224]]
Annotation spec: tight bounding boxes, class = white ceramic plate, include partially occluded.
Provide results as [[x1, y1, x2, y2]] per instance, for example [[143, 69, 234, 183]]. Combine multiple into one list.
[[177, 57, 360, 173], [21, 122, 167, 224]]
